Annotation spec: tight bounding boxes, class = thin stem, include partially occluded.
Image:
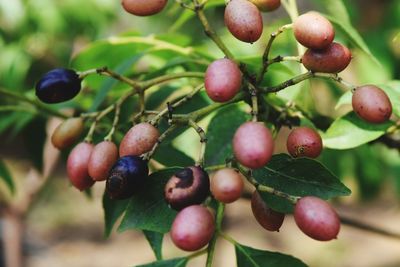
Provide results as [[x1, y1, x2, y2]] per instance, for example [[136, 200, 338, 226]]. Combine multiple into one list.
[[143, 125, 179, 160], [0, 105, 36, 113], [219, 231, 237, 245], [248, 83, 259, 122], [266, 55, 301, 65], [187, 248, 208, 260], [206, 202, 225, 267], [84, 104, 115, 143], [237, 164, 299, 204], [174, 0, 195, 10], [314, 73, 357, 91], [261, 71, 314, 93], [150, 84, 204, 125], [205, 164, 227, 172], [104, 104, 121, 141], [257, 24, 293, 83], [195, 3, 235, 59], [260, 71, 356, 94], [190, 92, 245, 121], [188, 120, 207, 166], [0, 87, 67, 119], [139, 72, 204, 89], [340, 215, 400, 240]]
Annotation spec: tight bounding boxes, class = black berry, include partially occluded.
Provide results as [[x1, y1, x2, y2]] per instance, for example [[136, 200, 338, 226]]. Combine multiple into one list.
[[35, 68, 81, 104], [164, 166, 210, 210], [106, 156, 149, 200]]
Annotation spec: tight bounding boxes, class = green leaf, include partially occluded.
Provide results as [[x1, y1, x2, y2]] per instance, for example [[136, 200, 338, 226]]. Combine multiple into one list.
[[89, 53, 144, 112], [235, 243, 308, 267], [153, 143, 195, 167], [253, 154, 351, 213], [169, 0, 225, 32], [0, 160, 15, 194], [23, 117, 47, 171], [103, 193, 130, 238], [143, 230, 164, 261], [321, 112, 393, 149], [136, 257, 188, 267], [118, 168, 180, 233], [205, 104, 250, 166]]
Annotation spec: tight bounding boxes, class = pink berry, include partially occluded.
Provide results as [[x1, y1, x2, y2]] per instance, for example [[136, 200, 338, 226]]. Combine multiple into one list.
[[352, 85, 392, 124], [233, 122, 274, 169], [67, 142, 95, 191], [170, 205, 215, 251], [205, 59, 242, 102], [210, 168, 244, 203], [119, 122, 160, 157], [294, 196, 340, 241], [286, 127, 323, 158], [88, 141, 119, 181]]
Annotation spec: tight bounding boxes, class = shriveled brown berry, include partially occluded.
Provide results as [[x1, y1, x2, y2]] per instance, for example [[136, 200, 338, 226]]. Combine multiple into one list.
[[224, 0, 263, 43], [122, 0, 167, 16], [294, 196, 340, 241], [67, 142, 95, 191], [170, 205, 215, 251], [165, 166, 210, 211], [211, 168, 244, 203], [233, 122, 274, 169], [286, 127, 323, 158], [119, 122, 160, 157], [294, 12, 335, 50], [302, 42, 352, 73], [249, 0, 280, 12], [51, 117, 84, 150], [352, 85, 392, 124], [251, 191, 285, 231], [205, 59, 242, 102], [88, 141, 118, 181]]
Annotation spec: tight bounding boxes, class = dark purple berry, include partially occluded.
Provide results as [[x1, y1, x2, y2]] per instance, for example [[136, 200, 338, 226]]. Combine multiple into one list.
[[106, 156, 149, 200], [165, 166, 210, 211], [35, 68, 82, 104]]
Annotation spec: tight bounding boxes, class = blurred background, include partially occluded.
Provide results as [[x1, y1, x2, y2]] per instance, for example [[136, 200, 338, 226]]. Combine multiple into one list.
[[0, 0, 400, 266]]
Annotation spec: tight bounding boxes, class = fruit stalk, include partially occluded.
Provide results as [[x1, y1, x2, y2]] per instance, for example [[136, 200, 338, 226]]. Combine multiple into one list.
[[206, 203, 225, 267]]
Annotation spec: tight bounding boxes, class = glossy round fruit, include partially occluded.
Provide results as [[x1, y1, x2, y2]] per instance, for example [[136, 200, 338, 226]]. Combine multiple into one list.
[[286, 127, 323, 158], [170, 205, 215, 251], [294, 196, 340, 241], [35, 68, 82, 104], [51, 117, 84, 150], [251, 191, 285, 231], [165, 166, 210, 210], [233, 122, 274, 169], [249, 0, 280, 12], [352, 85, 392, 124], [293, 12, 335, 50], [119, 123, 160, 157], [88, 141, 119, 181], [106, 156, 149, 199], [224, 0, 263, 43], [122, 0, 167, 16], [210, 168, 244, 203], [67, 142, 95, 191], [302, 42, 352, 73], [205, 59, 242, 102]]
